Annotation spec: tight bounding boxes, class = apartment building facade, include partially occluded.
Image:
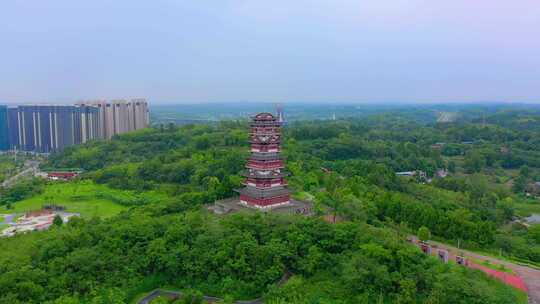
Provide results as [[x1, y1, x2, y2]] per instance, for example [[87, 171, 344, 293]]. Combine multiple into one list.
[[78, 99, 149, 139], [0, 106, 8, 150], [3, 105, 100, 153]]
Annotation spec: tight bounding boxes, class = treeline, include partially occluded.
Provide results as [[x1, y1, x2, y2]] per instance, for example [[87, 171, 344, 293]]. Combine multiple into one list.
[[0, 211, 522, 304], [48, 123, 247, 172], [288, 163, 499, 246], [48, 124, 247, 200], [49, 119, 540, 186], [288, 119, 540, 172], [0, 178, 44, 208]]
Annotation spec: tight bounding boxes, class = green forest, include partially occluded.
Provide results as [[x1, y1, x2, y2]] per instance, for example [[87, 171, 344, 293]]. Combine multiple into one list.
[[1, 108, 540, 303]]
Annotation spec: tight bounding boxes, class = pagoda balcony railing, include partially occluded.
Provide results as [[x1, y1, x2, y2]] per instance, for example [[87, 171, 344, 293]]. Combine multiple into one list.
[[247, 159, 283, 165], [246, 156, 285, 163], [247, 154, 284, 161], [250, 127, 281, 132], [250, 148, 281, 153], [251, 142, 279, 146], [250, 125, 280, 130], [250, 134, 281, 138], [250, 122, 282, 127], [250, 126, 280, 130], [246, 163, 284, 170], [249, 139, 280, 144], [242, 170, 288, 179], [244, 177, 284, 183], [249, 135, 280, 139], [250, 144, 281, 153], [249, 132, 281, 136], [242, 181, 288, 188]]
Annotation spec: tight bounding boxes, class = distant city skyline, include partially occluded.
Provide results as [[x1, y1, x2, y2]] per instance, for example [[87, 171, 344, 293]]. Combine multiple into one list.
[[4, 100, 540, 106], [1, 1, 539, 104], [0, 99, 149, 153]]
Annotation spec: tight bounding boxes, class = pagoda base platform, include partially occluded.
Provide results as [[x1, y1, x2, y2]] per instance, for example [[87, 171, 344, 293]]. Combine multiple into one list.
[[208, 197, 313, 216]]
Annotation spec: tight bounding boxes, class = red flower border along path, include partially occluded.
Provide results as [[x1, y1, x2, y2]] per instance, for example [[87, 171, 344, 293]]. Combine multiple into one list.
[[468, 261, 527, 292]]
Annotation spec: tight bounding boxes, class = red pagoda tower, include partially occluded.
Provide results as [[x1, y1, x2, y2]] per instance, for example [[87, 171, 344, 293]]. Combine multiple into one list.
[[238, 113, 290, 209]]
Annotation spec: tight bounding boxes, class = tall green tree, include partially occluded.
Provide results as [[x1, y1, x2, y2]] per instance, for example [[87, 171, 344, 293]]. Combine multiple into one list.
[[418, 226, 431, 242], [53, 215, 63, 227]]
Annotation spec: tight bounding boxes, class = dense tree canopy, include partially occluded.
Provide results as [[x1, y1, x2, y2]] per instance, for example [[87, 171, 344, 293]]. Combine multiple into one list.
[[41, 115, 540, 264], [0, 211, 523, 304], [3, 108, 540, 303]]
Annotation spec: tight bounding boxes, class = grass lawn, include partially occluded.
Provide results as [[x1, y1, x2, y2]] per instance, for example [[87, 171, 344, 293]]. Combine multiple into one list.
[[514, 289, 529, 304], [468, 257, 515, 274], [0, 180, 132, 218], [0, 230, 46, 264], [293, 191, 315, 202], [149, 295, 173, 303], [513, 199, 540, 217]]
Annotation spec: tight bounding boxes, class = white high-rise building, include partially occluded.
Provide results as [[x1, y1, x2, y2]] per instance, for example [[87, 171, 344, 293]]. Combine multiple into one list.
[[77, 99, 149, 139]]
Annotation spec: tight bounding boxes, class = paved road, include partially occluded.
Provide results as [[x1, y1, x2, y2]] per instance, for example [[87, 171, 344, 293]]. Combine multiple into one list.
[[418, 238, 540, 304]]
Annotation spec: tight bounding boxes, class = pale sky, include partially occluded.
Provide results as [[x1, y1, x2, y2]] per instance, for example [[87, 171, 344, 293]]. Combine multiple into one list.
[[1, 0, 539, 104]]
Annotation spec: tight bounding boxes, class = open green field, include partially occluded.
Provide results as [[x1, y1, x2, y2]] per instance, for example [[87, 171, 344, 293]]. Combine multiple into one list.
[[0, 181, 160, 218], [513, 199, 540, 218]]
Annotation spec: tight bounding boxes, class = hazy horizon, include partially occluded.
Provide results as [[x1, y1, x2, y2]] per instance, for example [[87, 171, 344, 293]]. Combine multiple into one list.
[[3, 100, 540, 107], [1, 1, 539, 104]]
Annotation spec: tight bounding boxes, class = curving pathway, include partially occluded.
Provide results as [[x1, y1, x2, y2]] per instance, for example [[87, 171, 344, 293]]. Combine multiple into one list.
[[138, 272, 291, 304], [411, 237, 540, 304], [462, 249, 540, 304]]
